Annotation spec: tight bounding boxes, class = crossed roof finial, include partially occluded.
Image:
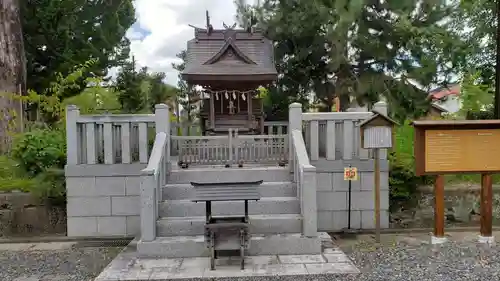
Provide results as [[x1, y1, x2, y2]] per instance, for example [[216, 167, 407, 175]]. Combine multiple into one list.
[[223, 22, 237, 30]]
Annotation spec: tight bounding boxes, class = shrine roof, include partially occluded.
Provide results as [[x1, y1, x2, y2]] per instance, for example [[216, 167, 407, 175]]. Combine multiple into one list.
[[181, 27, 278, 80]]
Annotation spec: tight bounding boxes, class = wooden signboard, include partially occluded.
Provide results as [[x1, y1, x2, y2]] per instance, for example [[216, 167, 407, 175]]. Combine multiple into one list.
[[412, 119, 500, 243], [413, 120, 500, 176]]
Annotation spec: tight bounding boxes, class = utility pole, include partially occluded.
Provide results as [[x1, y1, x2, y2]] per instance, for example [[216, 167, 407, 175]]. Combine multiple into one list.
[[495, 0, 500, 118]]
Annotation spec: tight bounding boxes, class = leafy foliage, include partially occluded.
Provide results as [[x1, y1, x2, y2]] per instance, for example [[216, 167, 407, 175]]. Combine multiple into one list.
[[21, 0, 136, 97], [235, 0, 468, 121], [114, 58, 146, 113], [11, 128, 66, 176], [389, 120, 431, 210], [0, 156, 36, 193]]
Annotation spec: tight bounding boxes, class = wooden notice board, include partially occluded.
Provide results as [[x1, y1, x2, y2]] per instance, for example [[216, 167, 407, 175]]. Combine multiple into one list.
[[413, 120, 500, 175]]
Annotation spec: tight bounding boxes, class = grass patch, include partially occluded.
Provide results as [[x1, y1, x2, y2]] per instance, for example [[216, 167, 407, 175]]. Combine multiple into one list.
[[0, 156, 36, 193]]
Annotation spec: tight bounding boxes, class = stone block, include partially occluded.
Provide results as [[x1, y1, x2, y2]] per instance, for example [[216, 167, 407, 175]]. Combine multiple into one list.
[[67, 197, 111, 217], [65, 177, 96, 197], [360, 172, 389, 191], [67, 176, 127, 197], [97, 216, 126, 236], [95, 177, 126, 196], [125, 176, 141, 196], [316, 173, 332, 191], [361, 210, 389, 229], [332, 210, 361, 230], [126, 216, 140, 235], [316, 191, 347, 211], [317, 211, 333, 231], [67, 217, 97, 237], [351, 190, 389, 211], [111, 196, 139, 216]]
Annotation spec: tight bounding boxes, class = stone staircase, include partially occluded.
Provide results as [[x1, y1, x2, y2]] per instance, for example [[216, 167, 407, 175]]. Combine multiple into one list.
[[137, 166, 322, 257]]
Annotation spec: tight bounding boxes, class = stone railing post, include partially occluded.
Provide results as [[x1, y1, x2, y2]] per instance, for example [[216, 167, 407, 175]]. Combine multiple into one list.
[[140, 172, 156, 242], [155, 104, 170, 169], [302, 165, 318, 238], [288, 103, 302, 168], [66, 105, 80, 165], [372, 101, 388, 115]]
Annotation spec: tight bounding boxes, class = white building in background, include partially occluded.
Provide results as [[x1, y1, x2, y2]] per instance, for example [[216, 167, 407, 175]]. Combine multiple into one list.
[[428, 83, 461, 113]]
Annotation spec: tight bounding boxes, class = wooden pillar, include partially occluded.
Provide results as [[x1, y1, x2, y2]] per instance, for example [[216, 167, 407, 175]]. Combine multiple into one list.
[[480, 173, 493, 238], [247, 92, 252, 128], [209, 93, 215, 130], [373, 148, 381, 243], [433, 174, 446, 242]]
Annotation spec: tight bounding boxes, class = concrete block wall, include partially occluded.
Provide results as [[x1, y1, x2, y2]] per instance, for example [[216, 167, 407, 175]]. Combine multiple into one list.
[[313, 159, 390, 231], [65, 164, 145, 237]]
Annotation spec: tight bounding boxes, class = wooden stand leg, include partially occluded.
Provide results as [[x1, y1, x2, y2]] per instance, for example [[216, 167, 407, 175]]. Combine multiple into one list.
[[244, 200, 249, 223], [432, 174, 446, 244], [480, 173, 493, 243], [373, 149, 381, 243], [205, 201, 212, 224], [240, 229, 245, 270], [210, 232, 215, 270]]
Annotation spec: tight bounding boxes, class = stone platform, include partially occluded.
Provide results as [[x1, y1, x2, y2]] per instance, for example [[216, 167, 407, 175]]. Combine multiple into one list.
[[94, 243, 359, 281]]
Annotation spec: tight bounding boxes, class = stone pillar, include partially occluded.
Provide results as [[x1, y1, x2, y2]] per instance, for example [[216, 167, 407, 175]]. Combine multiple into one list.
[[372, 101, 388, 115], [65, 105, 80, 165], [155, 104, 170, 170], [288, 102, 302, 167], [302, 165, 318, 238], [140, 172, 156, 242]]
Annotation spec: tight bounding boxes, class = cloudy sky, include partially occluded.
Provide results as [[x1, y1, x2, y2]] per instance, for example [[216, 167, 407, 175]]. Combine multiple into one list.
[[124, 0, 256, 86]]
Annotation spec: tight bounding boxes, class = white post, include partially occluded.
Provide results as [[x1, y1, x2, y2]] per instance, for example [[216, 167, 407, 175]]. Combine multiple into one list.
[[66, 105, 80, 165], [155, 104, 170, 134], [155, 104, 171, 170], [288, 103, 302, 169], [302, 165, 318, 238], [140, 173, 156, 242]]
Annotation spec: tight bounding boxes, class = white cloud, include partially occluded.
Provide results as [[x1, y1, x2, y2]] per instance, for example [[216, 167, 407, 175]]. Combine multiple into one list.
[[127, 0, 249, 86]]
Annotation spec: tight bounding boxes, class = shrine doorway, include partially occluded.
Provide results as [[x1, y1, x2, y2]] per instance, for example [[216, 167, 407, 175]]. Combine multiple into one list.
[[217, 92, 249, 115]]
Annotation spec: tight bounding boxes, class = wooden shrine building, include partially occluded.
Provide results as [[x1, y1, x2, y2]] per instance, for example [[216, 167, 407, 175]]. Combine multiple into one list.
[[181, 12, 278, 135]]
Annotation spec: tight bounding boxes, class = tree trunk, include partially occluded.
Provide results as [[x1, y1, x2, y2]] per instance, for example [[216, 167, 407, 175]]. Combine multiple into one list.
[[0, 0, 26, 152]]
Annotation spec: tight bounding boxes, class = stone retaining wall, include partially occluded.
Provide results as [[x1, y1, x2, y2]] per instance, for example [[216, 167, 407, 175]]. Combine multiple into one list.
[[0, 192, 66, 236], [390, 184, 500, 229]]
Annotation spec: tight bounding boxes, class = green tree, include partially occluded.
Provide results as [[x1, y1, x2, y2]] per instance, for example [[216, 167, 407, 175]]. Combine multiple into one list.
[[21, 0, 136, 97], [145, 72, 177, 111], [114, 57, 145, 113], [236, 0, 468, 121], [172, 51, 197, 123], [449, 0, 497, 117]]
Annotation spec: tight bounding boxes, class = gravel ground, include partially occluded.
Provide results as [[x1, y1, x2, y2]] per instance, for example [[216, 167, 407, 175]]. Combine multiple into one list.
[[336, 231, 500, 281], [0, 243, 122, 281]]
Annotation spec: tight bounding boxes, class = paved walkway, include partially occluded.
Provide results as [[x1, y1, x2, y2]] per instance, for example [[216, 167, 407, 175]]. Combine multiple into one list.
[[95, 246, 359, 280]]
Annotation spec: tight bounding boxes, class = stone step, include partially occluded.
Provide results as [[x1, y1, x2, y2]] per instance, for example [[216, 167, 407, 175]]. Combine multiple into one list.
[[162, 181, 296, 200], [137, 233, 323, 258], [168, 166, 290, 184], [159, 197, 299, 217], [157, 214, 302, 236]]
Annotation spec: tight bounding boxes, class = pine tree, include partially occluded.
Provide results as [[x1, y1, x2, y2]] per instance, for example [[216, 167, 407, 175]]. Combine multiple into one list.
[[114, 57, 145, 113]]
